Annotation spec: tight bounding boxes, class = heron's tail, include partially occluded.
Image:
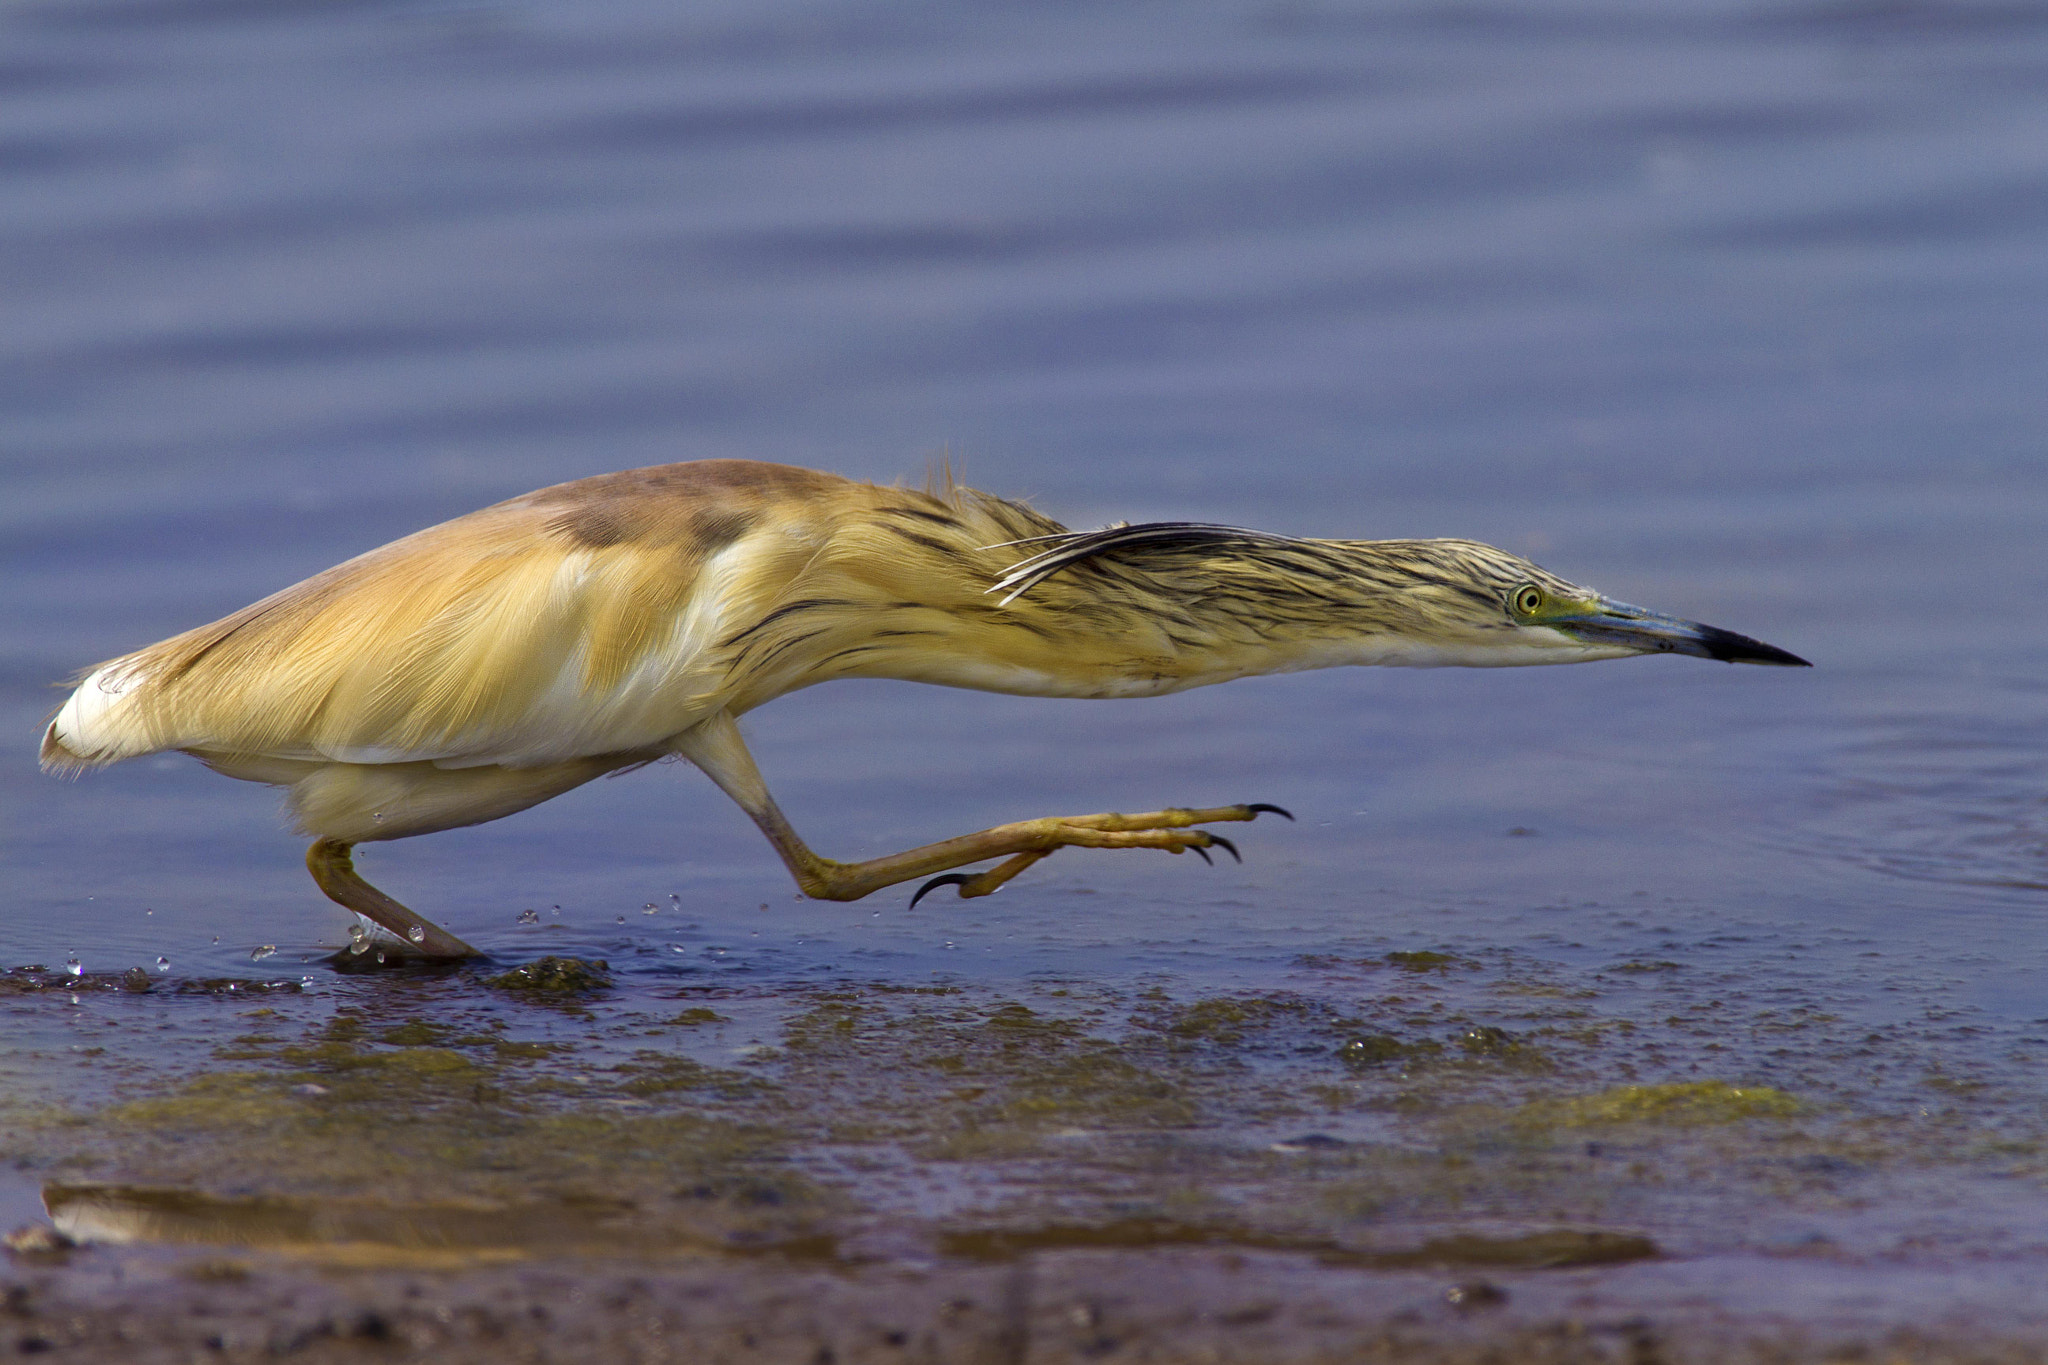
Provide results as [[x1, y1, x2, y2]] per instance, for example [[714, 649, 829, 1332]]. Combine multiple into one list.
[[40, 660, 167, 774]]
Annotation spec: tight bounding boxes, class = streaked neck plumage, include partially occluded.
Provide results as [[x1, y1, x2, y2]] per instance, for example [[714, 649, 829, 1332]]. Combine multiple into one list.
[[712, 492, 1598, 710]]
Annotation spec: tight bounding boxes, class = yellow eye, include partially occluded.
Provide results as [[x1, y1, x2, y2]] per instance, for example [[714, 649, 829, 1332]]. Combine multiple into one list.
[[1510, 584, 1544, 617]]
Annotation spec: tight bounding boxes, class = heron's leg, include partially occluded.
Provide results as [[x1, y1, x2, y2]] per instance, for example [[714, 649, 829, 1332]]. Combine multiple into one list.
[[672, 712, 1288, 905], [306, 839, 483, 959]]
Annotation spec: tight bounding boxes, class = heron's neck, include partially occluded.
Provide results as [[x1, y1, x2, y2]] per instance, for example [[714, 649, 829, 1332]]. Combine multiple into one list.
[[713, 511, 1499, 706], [841, 580, 1408, 700]]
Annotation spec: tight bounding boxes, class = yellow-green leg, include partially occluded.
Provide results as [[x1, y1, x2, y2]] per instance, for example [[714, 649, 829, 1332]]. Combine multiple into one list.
[[672, 711, 1290, 906]]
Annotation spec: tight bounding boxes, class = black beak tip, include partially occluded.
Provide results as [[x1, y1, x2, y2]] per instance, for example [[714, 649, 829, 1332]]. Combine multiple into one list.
[[1698, 625, 1810, 667]]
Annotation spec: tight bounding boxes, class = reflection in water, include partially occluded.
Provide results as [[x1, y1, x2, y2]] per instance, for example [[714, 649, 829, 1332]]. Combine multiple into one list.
[[937, 1220, 1657, 1271], [42, 1182, 837, 1267], [44, 1181, 1657, 1273]]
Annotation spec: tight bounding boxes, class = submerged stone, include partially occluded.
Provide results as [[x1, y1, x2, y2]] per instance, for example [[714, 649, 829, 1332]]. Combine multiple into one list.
[[486, 957, 613, 995]]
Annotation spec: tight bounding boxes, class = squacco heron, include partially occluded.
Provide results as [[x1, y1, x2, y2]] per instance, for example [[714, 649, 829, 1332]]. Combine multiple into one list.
[[42, 460, 1807, 959]]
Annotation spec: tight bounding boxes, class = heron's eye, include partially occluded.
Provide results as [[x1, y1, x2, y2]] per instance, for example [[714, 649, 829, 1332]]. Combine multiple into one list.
[[1509, 584, 1544, 618]]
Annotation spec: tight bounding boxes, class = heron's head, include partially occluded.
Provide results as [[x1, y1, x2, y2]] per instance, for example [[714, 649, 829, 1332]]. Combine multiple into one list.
[[982, 522, 1808, 675], [1328, 538, 1810, 669]]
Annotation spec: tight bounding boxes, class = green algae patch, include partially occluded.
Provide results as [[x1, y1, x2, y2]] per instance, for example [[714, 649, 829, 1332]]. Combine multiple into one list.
[[1531, 1081, 1804, 1128], [100, 1072, 306, 1134], [45, 1058, 826, 1252], [772, 995, 1197, 1146], [609, 1050, 759, 1099], [378, 1019, 457, 1046], [1385, 951, 1475, 974], [18, 992, 818, 1245], [486, 956, 612, 996], [1137, 995, 1318, 1045]]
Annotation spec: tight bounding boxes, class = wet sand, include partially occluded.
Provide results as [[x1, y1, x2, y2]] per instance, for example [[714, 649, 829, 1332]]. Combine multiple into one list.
[[13, 1243, 2048, 1364]]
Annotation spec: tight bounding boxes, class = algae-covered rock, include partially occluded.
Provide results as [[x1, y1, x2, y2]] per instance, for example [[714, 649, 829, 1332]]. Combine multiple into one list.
[[1384, 950, 1472, 973], [485, 957, 612, 995], [1338, 1033, 1442, 1069]]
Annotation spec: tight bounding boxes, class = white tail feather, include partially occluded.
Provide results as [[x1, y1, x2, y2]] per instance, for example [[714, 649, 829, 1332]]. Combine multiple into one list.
[[40, 662, 162, 772]]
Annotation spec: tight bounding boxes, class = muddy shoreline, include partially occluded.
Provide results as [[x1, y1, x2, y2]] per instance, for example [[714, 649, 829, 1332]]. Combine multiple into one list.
[[10, 1239, 2048, 1364]]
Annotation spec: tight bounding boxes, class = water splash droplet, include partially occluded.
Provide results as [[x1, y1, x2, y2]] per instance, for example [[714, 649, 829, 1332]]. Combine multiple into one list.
[[643, 903, 659, 915], [374, 951, 387, 965], [615, 915, 627, 925], [249, 945, 276, 962], [372, 812, 384, 823], [64, 958, 82, 978], [516, 909, 539, 926], [406, 926, 425, 944], [154, 956, 170, 974], [665, 943, 687, 956]]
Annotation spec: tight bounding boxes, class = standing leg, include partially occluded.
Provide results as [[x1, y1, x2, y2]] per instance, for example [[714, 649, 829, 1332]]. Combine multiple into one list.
[[306, 839, 482, 959], [670, 712, 1288, 904]]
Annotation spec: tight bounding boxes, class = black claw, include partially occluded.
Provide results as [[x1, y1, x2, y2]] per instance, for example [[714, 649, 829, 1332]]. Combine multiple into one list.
[[1247, 803, 1294, 821], [909, 873, 974, 908], [1190, 845, 1213, 866], [1208, 834, 1242, 863]]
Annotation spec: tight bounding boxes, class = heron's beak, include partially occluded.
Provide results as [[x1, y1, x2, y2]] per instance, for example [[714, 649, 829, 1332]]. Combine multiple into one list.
[[1549, 598, 1810, 666]]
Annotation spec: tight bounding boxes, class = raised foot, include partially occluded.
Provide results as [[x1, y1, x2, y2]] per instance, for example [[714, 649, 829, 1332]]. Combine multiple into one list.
[[902, 802, 1290, 907]]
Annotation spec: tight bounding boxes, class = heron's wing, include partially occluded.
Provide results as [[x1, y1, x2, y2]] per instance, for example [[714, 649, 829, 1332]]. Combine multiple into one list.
[[44, 464, 848, 771]]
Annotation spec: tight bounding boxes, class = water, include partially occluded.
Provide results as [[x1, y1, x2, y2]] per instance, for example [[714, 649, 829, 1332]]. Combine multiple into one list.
[[3, 0, 2047, 1340]]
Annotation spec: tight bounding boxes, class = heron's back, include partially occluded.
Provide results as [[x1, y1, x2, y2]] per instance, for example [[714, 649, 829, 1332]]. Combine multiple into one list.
[[41, 461, 866, 774]]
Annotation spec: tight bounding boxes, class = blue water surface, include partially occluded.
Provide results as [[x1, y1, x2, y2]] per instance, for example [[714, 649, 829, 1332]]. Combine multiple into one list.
[[1, 0, 2043, 1086]]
